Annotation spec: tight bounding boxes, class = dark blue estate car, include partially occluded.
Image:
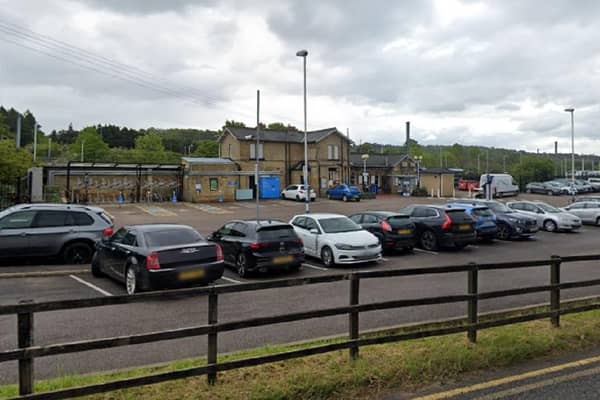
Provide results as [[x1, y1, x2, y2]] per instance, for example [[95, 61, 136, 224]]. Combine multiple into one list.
[[326, 184, 361, 202], [447, 203, 497, 242]]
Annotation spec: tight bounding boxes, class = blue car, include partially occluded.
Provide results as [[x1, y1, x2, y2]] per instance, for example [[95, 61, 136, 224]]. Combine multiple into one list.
[[447, 203, 497, 242], [326, 184, 361, 202]]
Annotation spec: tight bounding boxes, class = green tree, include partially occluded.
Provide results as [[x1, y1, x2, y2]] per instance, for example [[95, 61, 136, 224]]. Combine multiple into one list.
[[224, 120, 246, 128], [70, 127, 110, 162], [0, 139, 33, 181], [133, 132, 168, 163], [191, 140, 218, 157], [510, 156, 555, 189], [267, 122, 298, 131]]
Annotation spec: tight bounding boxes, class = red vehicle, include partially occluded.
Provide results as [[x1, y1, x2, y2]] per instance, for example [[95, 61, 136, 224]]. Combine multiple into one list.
[[458, 179, 480, 191]]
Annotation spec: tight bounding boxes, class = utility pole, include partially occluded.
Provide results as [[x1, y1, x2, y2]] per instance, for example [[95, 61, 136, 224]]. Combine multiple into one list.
[[16, 114, 21, 148], [81, 140, 85, 162], [503, 155, 506, 172], [256, 89, 261, 222], [33, 121, 38, 162], [477, 153, 481, 174], [48, 137, 52, 159], [439, 146, 442, 168], [486, 149, 489, 173]]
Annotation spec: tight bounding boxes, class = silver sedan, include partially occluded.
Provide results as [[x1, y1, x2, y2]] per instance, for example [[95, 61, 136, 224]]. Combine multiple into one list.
[[507, 201, 581, 232], [562, 202, 600, 226]]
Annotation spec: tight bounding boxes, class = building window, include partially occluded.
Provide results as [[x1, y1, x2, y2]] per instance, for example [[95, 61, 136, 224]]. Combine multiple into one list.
[[327, 145, 340, 160], [402, 161, 408, 167], [250, 143, 264, 160], [209, 178, 218, 191]]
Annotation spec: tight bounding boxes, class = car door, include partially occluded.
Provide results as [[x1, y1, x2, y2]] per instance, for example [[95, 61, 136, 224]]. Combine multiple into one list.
[[113, 230, 138, 280], [302, 217, 320, 256], [360, 213, 381, 236], [102, 227, 127, 278], [527, 204, 546, 225], [214, 223, 237, 264], [29, 210, 71, 256], [564, 203, 587, 222], [0, 210, 37, 255]]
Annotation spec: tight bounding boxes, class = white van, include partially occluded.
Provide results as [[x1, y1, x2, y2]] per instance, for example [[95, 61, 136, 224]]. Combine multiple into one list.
[[477, 174, 519, 198], [587, 177, 600, 191]]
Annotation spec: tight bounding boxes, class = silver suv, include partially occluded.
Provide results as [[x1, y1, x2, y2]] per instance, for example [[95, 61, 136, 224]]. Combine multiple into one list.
[[0, 204, 113, 264]]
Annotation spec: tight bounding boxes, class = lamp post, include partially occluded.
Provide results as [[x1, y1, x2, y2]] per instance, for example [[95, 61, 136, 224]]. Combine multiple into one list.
[[414, 155, 423, 188], [565, 108, 575, 200], [81, 140, 85, 162], [296, 49, 309, 213], [361, 154, 369, 191]]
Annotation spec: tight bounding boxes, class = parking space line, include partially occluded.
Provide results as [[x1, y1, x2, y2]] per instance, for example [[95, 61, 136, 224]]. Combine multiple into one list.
[[470, 244, 480, 249], [413, 248, 439, 256], [220, 276, 242, 284], [69, 275, 113, 296], [302, 263, 329, 271], [381, 257, 389, 261]]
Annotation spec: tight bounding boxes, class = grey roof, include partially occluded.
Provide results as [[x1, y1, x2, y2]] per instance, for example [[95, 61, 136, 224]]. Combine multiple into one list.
[[223, 127, 348, 144], [420, 167, 456, 174], [349, 153, 409, 168], [181, 157, 235, 165]]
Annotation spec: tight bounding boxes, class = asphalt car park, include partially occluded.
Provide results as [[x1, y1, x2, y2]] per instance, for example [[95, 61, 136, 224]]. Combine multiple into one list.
[[1, 194, 599, 382]]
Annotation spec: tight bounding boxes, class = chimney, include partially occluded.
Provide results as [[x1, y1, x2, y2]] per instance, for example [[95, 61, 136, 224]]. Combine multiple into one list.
[[554, 141, 558, 154], [405, 121, 410, 156]]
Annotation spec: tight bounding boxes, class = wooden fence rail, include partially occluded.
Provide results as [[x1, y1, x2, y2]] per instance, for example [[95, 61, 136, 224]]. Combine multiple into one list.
[[3, 253, 600, 400]]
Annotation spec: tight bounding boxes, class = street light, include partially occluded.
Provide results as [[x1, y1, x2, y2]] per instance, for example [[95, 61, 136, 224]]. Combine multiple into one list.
[[565, 108, 575, 200], [296, 49, 309, 213], [361, 154, 369, 190], [413, 155, 423, 188]]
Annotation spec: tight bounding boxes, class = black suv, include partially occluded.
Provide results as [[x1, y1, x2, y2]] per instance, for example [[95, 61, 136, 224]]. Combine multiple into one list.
[[209, 220, 304, 277], [399, 205, 476, 251], [450, 199, 538, 240], [348, 211, 415, 252]]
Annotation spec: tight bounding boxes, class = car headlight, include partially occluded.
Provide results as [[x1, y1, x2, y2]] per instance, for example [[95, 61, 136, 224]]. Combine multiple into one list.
[[335, 243, 354, 250]]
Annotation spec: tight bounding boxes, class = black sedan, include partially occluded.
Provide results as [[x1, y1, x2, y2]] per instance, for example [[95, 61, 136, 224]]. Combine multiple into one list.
[[399, 205, 476, 251], [91, 224, 224, 294], [348, 211, 415, 252], [450, 199, 539, 240], [209, 219, 304, 277]]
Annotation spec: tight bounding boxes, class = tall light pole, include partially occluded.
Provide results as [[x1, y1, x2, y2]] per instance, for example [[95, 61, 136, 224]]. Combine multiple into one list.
[[361, 154, 369, 190], [565, 108, 575, 197], [296, 49, 310, 213], [414, 155, 423, 188], [81, 140, 85, 162], [256, 90, 261, 222]]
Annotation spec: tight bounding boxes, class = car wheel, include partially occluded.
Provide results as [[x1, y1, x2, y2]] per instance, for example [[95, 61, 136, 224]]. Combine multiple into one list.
[[91, 252, 104, 277], [356, 198, 361, 202], [296, 195, 300, 201], [496, 224, 511, 240], [281, 193, 286, 199], [321, 246, 334, 267], [543, 220, 558, 232], [125, 266, 138, 295], [596, 217, 600, 226], [342, 195, 348, 202], [236, 253, 249, 277], [63, 242, 93, 264], [327, 193, 331, 200], [420, 230, 438, 251]]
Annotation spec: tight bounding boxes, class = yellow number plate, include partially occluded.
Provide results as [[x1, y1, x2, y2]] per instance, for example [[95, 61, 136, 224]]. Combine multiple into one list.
[[273, 255, 294, 264], [459, 224, 471, 231], [178, 269, 205, 281], [397, 229, 412, 235]]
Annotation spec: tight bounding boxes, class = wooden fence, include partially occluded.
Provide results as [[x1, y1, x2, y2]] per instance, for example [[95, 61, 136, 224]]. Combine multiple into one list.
[[2, 254, 600, 399]]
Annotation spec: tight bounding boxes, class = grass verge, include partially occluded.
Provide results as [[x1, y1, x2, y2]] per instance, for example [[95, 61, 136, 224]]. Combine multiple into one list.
[[3, 306, 600, 400]]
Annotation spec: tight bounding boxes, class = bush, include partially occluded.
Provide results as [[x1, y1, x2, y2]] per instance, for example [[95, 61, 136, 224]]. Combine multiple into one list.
[[411, 187, 429, 197]]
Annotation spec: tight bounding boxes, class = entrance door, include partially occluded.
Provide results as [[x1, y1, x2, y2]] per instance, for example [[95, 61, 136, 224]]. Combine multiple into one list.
[[249, 176, 256, 199]]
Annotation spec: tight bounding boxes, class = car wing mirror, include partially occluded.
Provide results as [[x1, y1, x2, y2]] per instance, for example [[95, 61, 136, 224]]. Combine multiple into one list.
[[309, 228, 319, 234]]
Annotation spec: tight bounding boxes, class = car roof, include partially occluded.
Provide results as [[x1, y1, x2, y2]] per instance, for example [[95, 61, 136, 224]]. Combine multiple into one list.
[[124, 224, 197, 232], [293, 213, 346, 219], [351, 211, 407, 217], [6, 203, 105, 212], [447, 203, 486, 210]]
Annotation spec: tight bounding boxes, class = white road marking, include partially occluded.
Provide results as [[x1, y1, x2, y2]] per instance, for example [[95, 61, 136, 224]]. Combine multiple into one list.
[[69, 275, 113, 296], [381, 257, 389, 261], [470, 244, 480, 249], [302, 263, 329, 271], [220, 276, 242, 284], [413, 248, 439, 256]]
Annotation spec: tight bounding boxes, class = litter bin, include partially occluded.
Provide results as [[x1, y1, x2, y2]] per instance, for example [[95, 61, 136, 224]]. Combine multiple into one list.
[[370, 184, 378, 193]]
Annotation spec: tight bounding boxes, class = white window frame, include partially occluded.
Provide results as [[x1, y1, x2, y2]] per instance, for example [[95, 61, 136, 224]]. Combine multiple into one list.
[[333, 145, 339, 160], [327, 145, 333, 160], [250, 143, 264, 160]]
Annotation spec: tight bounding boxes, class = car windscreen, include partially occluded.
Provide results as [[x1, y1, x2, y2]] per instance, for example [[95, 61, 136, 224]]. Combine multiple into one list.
[[144, 229, 204, 247], [318, 217, 362, 233], [472, 208, 494, 217], [257, 226, 297, 241], [537, 203, 560, 213], [486, 202, 511, 213]]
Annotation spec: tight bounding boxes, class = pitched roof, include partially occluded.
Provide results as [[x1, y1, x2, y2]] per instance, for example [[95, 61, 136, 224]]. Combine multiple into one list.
[[222, 126, 348, 144], [349, 153, 410, 168]]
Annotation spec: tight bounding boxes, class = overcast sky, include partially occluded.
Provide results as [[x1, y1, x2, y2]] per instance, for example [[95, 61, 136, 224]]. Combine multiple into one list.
[[1, 0, 599, 154]]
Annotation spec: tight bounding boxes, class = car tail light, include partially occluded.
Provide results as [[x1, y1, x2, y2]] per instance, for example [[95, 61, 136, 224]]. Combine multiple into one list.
[[215, 244, 224, 262], [294, 238, 304, 246], [146, 252, 161, 270], [381, 220, 392, 232], [442, 213, 452, 230], [102, 227, 113, 237], [249, 242, 268, 250]]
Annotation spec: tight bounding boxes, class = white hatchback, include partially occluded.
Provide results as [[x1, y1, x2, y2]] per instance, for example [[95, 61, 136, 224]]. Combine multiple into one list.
[[281, 184, 316, 201], [289, 213, 381, 267]]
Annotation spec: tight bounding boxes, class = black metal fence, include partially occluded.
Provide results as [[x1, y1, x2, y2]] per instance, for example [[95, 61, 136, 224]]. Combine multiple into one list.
[[0, 177, 28, 211], [2, 254, 600, 399]]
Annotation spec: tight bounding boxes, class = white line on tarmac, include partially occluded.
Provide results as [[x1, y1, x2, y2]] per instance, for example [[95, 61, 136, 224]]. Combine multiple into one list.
[[470, 244, 480, 249], [220, 276, 242, 284], [69, 275, 113, 296], [302, 263, 329, 271], [381, 257, 389, 261], [413, 248, 439, 256]]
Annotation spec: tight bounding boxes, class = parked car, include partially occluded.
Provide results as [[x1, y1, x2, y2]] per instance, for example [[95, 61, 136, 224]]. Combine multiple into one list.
[[348, 211, 415, 252], [209, 219, 304, 277], [545, 181, 577, 195], [450, 199, 538, 240], [457, 179, 480, 191], [0, 203, 113, 264], [398, 205, 476, 251], [281, 184, 316, 201], [506, 201, 581, 232], [289, 213, 381, 267], [587, 177, 600, 192], [447, 203, 497, 242], [326, 184, 361, 202], [525, 182, 562, 196], [575, 196, 600, 203], [476, 174, 519, 198], [575, 179, 594, 193], [561, 202, 600, 225], [92, 224, 224, 294]]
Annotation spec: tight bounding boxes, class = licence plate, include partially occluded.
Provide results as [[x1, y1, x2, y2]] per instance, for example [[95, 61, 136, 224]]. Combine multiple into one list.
[[397, 229, 412, 235], [482, 221, 495, 226], [178, 269, 205, 281], [459, 224, 471, 231], [273, 255, 294, 264]]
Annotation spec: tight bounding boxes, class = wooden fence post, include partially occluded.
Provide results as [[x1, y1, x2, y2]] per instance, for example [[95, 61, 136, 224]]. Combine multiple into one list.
[[467, 263, 478, 343], [18, 300, 34, 396], [207, 289, 218, 385], [550, 255, 561, 327], [349, 274, 360, 360]]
